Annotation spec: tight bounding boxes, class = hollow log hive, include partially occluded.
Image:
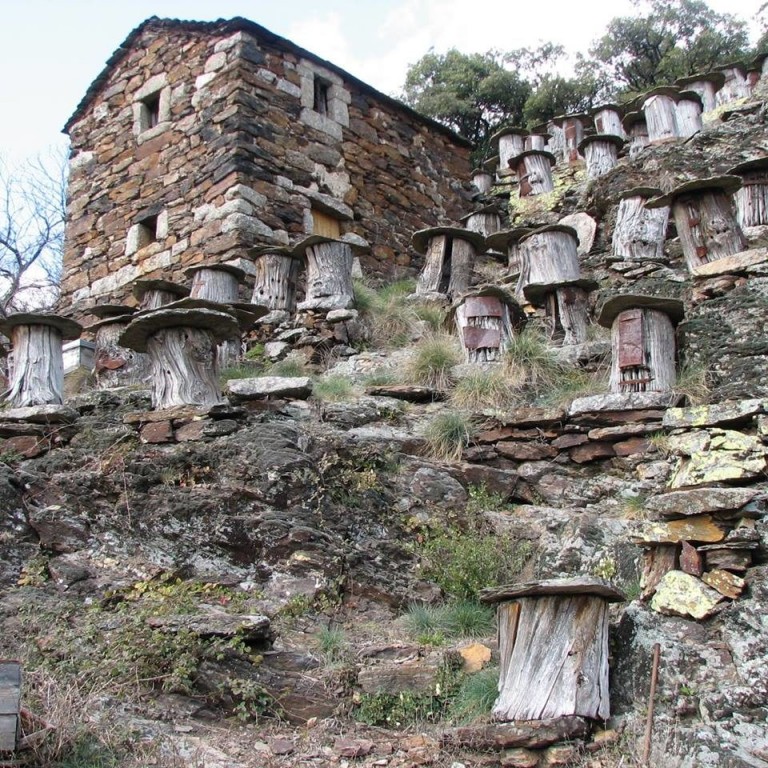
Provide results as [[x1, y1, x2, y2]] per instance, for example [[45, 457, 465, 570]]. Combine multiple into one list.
[[642, 89, 679, 144], [251, 246, 302, 312], [611, 188, 669, 262], [452, 287, 523, 363], [675, 73, 724, 113], [480, 578, 625, 722], [591, 105, 624, 137], [675, 92, 704, 138], [295, 237, 355, 311], [412, 227, 485, 301], [510, 151, 556, 197], [728, 157, 768, 228], [578, 135, 624, 179]]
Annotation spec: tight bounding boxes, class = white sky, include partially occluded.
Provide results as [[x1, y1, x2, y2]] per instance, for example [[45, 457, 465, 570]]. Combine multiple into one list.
[[0, 0, 764, 165]]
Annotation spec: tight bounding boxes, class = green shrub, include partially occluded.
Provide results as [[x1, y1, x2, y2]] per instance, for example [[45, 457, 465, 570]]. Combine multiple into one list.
[[451, 369, 516, 411], [313, 375, 356, 402], [504, 326, 565, 392], [423, 412, 470, 461], [448, 666, 499, 724], [406, 334, 461, 390], [439, 599, 495, 638], [412, 302, 448, 333]]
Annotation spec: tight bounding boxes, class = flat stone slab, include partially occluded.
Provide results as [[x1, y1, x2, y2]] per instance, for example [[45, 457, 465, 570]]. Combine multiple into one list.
[[441, 716, 589, 750], [632, 514, 726, 545], [691, 247, 768, 277], [663, 399, 763, 429], [0, 404, 78, 424], [146, 612, 271, 640], [569, 392, 681, 417], [225, 376, 313, 401], [587, 423, 658, 441], [480, 576, 625, 604], [646, 488, 760, 518], [702, 569, 745, 598], [485, 406, 566, 429], [357, 655, 442, 696], [650, 570, 724, 619], [365, 384, 442, 402]]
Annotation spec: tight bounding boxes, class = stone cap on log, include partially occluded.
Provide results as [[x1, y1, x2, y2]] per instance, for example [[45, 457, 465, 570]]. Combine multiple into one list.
[[590, 102, 625, 117], [411, 227, 486, 256], [727, 156, 768, 177], [577, 134, 625, 154], [640, 86, 681, 104], [645, 175, 743, 209], [132, 279, 190, 302], [619, 186, 664, 201], [480, 577, 625, 604], [485, 227, 534, 251], [183, 262, 246, 281], [677, 90, 704, 108], [621, 110, 647, 131], [482, 155, 500, 172], [293, 234, 368, 256], [162, 298, 267, 329], [508, 149, 557, 170], [551, 112, 590, 127], [250, 244, 303, 260], [88, 304, 138, 320], [459, 204, 502, 222], [86, 314, 137, 332], [675, 71, 726, 89], [749, 52, 768, 71], [519, 224, 580, 246], [596, 294, 685, 328], [450, 284, 526, 323], [523, 278, 598, 303], [490, 125, 529, 147], [0, 313, 82, 341], [716, 60, 748, 76], [119, 308, 240, 353]]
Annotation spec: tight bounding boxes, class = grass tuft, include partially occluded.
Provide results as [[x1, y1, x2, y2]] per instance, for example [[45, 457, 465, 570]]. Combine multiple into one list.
[[423, 411, 470, 461], [317, 626, 347, 663], [674, 361, 711, 405], [451, 369, 516, 411], [407, 334, 461, 390], [448, 666, 499, 724], [403, 600, 494, 640], [313, 375, 356, 402]]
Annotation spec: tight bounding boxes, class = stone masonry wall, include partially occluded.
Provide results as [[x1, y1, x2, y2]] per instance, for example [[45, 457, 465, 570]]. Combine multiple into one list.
[[61, 19, 471, 313]]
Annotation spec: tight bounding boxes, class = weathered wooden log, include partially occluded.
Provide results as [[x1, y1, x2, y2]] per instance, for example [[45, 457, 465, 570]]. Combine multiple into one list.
[[518, 225, 583, 298], [459, 205, 502, 239], [186, 263, 244, 304], [591, 104, 625, 137], [451, 286, 524, 363], [675, 91, 703, 138], [509, 150, 556, 197], [525, 132, 549, 151], [119, 308, 239, 409], [480, 578, 624, 722], [412, 227, 485, 300], [483, 155, 500, 181], [491, 127, 528, 176], [611, 187, 669, 262], [622, 111, 650, 157], [295, 236, 355, 311], [0, 661, 21, 752], [87, 306, 149, 388], [728, 157, 768, 228], [597, 295, 684, 394], [544, 121, 565, 162], [675, 72, 725, 113], [641, 87, 680, 144], [250, 246, 302, 312], [547, 285, 590, 346], [552, 113, 588, 164], [647, 176, 746, 271], [133, 279, 189, 310], [1, 314, 82, 407], [471, 168, 494, 195], [715, 62, 751, 105], [578, 134, 624, 179], [748, 53, 768, 89], [485, 227, 533, 276]]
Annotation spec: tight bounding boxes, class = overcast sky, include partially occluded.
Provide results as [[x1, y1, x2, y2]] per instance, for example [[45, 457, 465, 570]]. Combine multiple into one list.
[[0, 0, 763, 165]]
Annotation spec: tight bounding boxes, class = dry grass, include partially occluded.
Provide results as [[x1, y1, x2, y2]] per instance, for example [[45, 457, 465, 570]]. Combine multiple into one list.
[[406, 334, 461, 390]]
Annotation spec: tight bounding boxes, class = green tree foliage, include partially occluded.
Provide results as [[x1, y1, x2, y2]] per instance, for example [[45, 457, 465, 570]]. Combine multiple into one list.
[[588, 0, 749, 96], [522, 74, 596, 127], [402, 49, 531, 154]]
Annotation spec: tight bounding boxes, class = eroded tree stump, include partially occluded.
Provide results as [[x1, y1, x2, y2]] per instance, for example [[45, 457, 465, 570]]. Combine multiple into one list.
[[728, 157, 768, 228], [611, 187, 669, 262], [295, 236, 355, 311], [598, 296, 684, 394], [641, 88, 680, 144], [87, 306, 149, 388], [119, 308, 239, 409], [250, 246, 302, 312], [2, 314, 82, 407], [412, 227, 485, 301], [480, 578, 624, 722], [133, 279, 189, 310], [187, 263, 244, 304], [578, 135, 624, 179], [509, 151, 556, 197]]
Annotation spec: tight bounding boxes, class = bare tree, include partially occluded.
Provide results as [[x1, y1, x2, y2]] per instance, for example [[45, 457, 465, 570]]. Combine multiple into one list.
[[0, 147, 67, 317]]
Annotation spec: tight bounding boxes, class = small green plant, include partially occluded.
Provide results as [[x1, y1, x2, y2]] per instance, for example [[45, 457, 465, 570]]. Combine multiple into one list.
[[317, 626, 347, 663], [0, 447, 24, 466], [266, 357, 309, 377], [313, 375, 356, 402], [412, 302, 448, 333], [406, 334, 461, 390], [623, 493, 648, 518], [279, 593, 314, 618], [448, 666, 499, 723], [423, 411, 470, 461], [355, 278, 423, 347], [466, 484, 511, 515], [648, 431, 672, 457], [451, 369, 516, 411], [439, 599, 495, 638], [363, 369, 398, 387], [591, 555, 618, 581], [674, 361, 711, 405], [504, 326, 564, 391], [220, 363, 259, 382], [404, 602, 442, 635], [244, 343, 266, 361]]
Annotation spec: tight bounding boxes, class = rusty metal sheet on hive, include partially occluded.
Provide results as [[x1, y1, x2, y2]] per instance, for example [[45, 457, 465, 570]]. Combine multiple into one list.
[[617, 309, 645, 368], [463, 326, 501, 350], [463, 296, 503, 318]]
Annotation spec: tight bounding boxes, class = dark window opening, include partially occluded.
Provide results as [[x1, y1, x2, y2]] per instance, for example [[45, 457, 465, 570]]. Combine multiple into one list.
[[137, 214, 159, 248], [142, 92, 161, 130], [313, 78, 330, 116], [438, 237, 454, 294]]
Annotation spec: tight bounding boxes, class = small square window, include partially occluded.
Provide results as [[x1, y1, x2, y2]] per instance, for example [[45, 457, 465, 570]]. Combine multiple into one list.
[[141, 92, 161, 130], [313, 78, 330, 116], [137, 215, 158, 248]]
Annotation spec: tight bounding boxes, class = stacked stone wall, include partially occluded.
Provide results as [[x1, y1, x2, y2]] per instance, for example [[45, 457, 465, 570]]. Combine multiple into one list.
[[61, 22, 470, 312]]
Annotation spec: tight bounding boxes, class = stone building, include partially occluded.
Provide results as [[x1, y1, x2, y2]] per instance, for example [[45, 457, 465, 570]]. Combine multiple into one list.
[[61, 17, 471, 311]]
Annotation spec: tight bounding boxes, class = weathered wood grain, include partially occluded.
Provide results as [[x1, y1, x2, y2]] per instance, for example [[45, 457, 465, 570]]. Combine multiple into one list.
[[7, 326, 64, 407], [612, 195, 669, 262]]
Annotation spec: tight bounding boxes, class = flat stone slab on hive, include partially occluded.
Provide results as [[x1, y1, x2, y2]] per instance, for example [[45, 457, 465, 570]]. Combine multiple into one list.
[[480, 576, 625, 604], [569, 392, 682, 417]]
